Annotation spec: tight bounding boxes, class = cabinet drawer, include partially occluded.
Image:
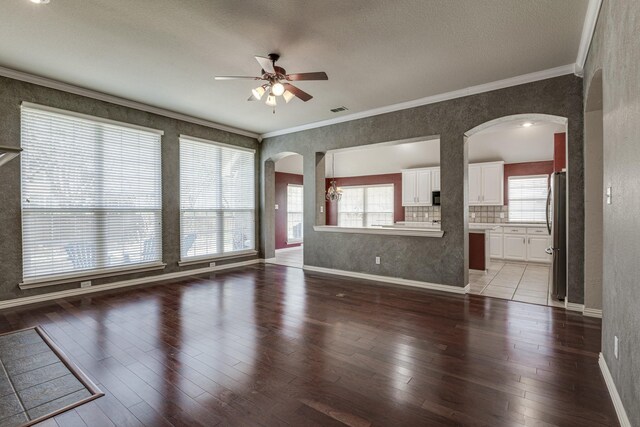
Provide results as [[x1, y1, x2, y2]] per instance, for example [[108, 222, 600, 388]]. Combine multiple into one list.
[[527, 227, 549, 235], [490, 226, 503, 234], [503, 227, 527, 234]]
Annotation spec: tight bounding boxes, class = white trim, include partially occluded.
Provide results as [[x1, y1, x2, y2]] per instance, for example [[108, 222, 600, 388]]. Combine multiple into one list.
[[275, 246, 302, 253], [0, 66, 259, 139], [261, 257, 277, 263], [583, 307, 603, 318], [260, 64, 575, 139], [575, 0, 603, 76], [598, 353, 632, 427], [313, 225, 444, 238], [21, 102, 164, 135], [565, 301, 585, 312], [179, 134, 256, 153], [1, 259, 261, 311], [178, 250, 258, 266], [302, 265, 468, 295]]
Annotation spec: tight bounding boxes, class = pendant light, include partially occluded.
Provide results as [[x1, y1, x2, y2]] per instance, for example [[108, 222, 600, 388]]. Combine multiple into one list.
[[326, 153, 342, 202]]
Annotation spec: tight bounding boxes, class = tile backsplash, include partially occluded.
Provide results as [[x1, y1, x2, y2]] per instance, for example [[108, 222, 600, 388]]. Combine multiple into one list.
[[404, 205, 509, 223]]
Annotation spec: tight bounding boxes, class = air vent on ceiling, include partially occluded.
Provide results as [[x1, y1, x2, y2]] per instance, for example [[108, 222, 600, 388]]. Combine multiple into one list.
[[330, 106, 348, 113]]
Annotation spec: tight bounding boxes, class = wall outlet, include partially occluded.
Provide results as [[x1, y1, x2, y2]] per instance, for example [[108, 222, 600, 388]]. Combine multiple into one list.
[[375, 256, 380, 265], [275, 204, 279, 210], [424, 212, 429, 219], [606, 186, 612, 205], [80, 281, 91, 288], [412, 212, 417, 219], [320, 205, 324, 213], [209, 262, 216, 268], [614, 335, 619, 359], [500, 212, 505, 219], [471, 212, 476, 219]]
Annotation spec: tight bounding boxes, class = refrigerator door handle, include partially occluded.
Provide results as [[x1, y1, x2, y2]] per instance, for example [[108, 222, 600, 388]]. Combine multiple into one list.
[[545, 247, 554, 255], [546, 183, 552, 234]]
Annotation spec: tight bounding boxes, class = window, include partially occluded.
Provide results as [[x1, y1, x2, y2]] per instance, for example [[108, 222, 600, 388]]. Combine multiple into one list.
[[338, 185, 394, 227], [287, 184, 303, 243], [179, 136, 255, 261], [21, 103, 163, 283], [508, 175, 549, 223]]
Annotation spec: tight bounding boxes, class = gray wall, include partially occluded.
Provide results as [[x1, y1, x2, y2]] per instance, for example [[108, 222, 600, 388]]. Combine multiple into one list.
[[261, 75, 584, 296], [0, 76, 260, 301], [583, 0, 640, 423]]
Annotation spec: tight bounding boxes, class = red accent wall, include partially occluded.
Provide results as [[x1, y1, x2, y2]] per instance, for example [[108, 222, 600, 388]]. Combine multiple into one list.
[[325, 173, 404, 226], [275, 172, 303, 249], [554, 132, 567, 172], [503, 161, 554, 205]]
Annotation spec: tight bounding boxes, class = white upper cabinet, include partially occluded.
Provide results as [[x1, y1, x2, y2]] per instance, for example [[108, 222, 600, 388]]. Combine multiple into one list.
[[402, 167, 439, 206], [469, 161, 504, 206]]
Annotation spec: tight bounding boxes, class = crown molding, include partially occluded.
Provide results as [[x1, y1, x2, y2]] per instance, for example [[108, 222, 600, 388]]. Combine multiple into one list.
[[0, 66, 260, 139], [575, 0, 603, 77], [260, 64, 576, 139]]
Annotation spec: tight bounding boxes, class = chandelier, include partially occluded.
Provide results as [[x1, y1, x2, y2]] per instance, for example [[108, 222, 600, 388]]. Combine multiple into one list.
[[326, 153, 342, 202]]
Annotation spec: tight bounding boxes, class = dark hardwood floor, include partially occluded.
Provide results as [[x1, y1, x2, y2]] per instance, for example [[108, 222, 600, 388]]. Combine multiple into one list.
[[0, 264, 618, 426]]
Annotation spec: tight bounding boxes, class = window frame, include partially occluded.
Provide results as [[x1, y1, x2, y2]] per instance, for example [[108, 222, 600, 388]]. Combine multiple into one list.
[[178, 135, 257, 265], [507, 174, 550, 223], [286, 184, 304, 244], [337, 183, 395, 228]]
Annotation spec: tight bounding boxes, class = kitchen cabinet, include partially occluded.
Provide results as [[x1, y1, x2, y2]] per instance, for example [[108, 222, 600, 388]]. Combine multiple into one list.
[[527, 235, 552, 263], [489, 226, 551, 263], [431, 169, 441, 191], [489, 232, 503, 259], [402, 167, 437, 206], [469, 161, 504, 206], [503, 234, 527, 261]]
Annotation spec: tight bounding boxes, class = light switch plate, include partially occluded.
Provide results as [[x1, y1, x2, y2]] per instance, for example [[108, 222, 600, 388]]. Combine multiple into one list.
[[275, 204, 279, 210], [614, 335, 619, 359], [320, 206, 324, 213], [375, 256, 380, 265], [606, 186, 612, 205]]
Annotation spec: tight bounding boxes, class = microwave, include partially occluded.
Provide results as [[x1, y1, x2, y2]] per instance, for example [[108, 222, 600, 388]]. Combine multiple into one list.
[[432, 191, 441, 206]]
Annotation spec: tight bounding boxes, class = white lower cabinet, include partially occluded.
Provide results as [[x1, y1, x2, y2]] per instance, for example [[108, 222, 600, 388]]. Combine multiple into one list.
[[527, 236, 551, 262], [489, 233, 503, 259], [503, 234, 527, 261]]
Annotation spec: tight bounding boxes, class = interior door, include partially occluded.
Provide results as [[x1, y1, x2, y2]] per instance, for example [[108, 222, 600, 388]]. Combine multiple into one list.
[[481, 163, 503, 205], [416, 170, 432, 205], [402, 170, 417, 206], [468, 165, 482, 205]]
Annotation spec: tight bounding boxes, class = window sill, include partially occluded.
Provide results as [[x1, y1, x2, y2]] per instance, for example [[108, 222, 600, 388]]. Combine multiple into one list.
[[313, 225, 444, 238], [19, 262, 167, 290], [178, 250, 258, 267]]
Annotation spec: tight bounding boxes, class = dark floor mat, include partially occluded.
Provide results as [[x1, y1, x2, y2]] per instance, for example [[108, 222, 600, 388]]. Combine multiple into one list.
[[0, 327, 103, 427]]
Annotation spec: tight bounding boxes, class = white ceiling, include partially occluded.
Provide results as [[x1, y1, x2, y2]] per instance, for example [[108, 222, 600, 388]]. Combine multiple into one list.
[[275, 121, 562, 177], [0, 0, 589, 135]]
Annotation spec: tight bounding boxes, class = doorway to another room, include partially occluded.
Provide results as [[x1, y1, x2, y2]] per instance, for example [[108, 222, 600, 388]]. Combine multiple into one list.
[[272, 153, 304, 268]]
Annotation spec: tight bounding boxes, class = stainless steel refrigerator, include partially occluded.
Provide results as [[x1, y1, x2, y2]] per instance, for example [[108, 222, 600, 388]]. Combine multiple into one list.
[[546, 171, 567, 301]]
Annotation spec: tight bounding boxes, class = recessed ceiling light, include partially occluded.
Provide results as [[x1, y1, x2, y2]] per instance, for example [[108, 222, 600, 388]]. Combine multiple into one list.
[[30, 0, 51, 4], [522, 122, 534, 128]]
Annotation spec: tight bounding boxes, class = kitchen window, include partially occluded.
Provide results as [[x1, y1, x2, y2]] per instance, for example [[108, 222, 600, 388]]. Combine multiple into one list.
[[179, 136, 255, 261], [287, 184, 303, 243], [338, 184, 394, 227], [508, 175, 549, 223], [20, 103, 163, 283]]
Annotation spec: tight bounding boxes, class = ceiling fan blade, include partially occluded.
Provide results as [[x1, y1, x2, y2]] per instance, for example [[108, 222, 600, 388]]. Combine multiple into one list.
[[283, 83, 313, 102], [255, 56, 276, 74], [286, 72, 328, 81], [215, 76, 261, 80]]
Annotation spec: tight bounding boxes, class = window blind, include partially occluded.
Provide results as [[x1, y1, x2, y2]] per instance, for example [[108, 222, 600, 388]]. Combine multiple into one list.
[[179, 136, 255, 260], [338, 184, 394, 227], [508, 175, 549, 223], [21, 104, 163, 282], [287, 184, 303, 242]]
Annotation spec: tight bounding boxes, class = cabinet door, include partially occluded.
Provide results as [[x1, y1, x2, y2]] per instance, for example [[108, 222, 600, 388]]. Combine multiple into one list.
[[416, 170, 432, 205], [527, 236, 552, 263], [431, 168, 441, 191], [503, 234, 526, 261], [402, 170, 417, 206], [489, 233, 503, 259], [468, 165, 482, 205], [481, 163, 503, 205]]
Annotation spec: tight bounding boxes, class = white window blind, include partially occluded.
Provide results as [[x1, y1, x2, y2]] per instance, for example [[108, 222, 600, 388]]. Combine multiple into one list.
[[179, 136, 255, 260], [508, 175, 549, 223], [287, 184, 303, 242], [338, 184, 394, 227], [21, 104, 163, 282]]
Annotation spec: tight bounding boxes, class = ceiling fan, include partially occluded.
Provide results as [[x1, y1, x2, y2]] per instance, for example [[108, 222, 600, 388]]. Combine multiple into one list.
[[215, 53, 328, 111]]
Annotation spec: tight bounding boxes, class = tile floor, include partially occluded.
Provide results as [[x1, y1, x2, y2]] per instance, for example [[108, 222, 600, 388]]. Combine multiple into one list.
[[469, 260, 562, 306], [270, 245, 303, 268]]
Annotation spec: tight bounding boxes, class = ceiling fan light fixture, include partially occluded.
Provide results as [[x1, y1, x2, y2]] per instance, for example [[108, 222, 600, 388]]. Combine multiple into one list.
[[271, 82, 285, 96], [265, 94, 277, 107], [251, 85, 267, 100], [283, 90, 295, 103]]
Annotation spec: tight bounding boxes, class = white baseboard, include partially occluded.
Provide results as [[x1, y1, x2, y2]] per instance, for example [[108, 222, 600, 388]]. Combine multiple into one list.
[[302, 265, 468, 295], [262, 258, 277, 263], [583, 307, 603, 318], [0, 259, 261, 311], [599, 353, 632, 427], [565, 302, 585, 312]]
